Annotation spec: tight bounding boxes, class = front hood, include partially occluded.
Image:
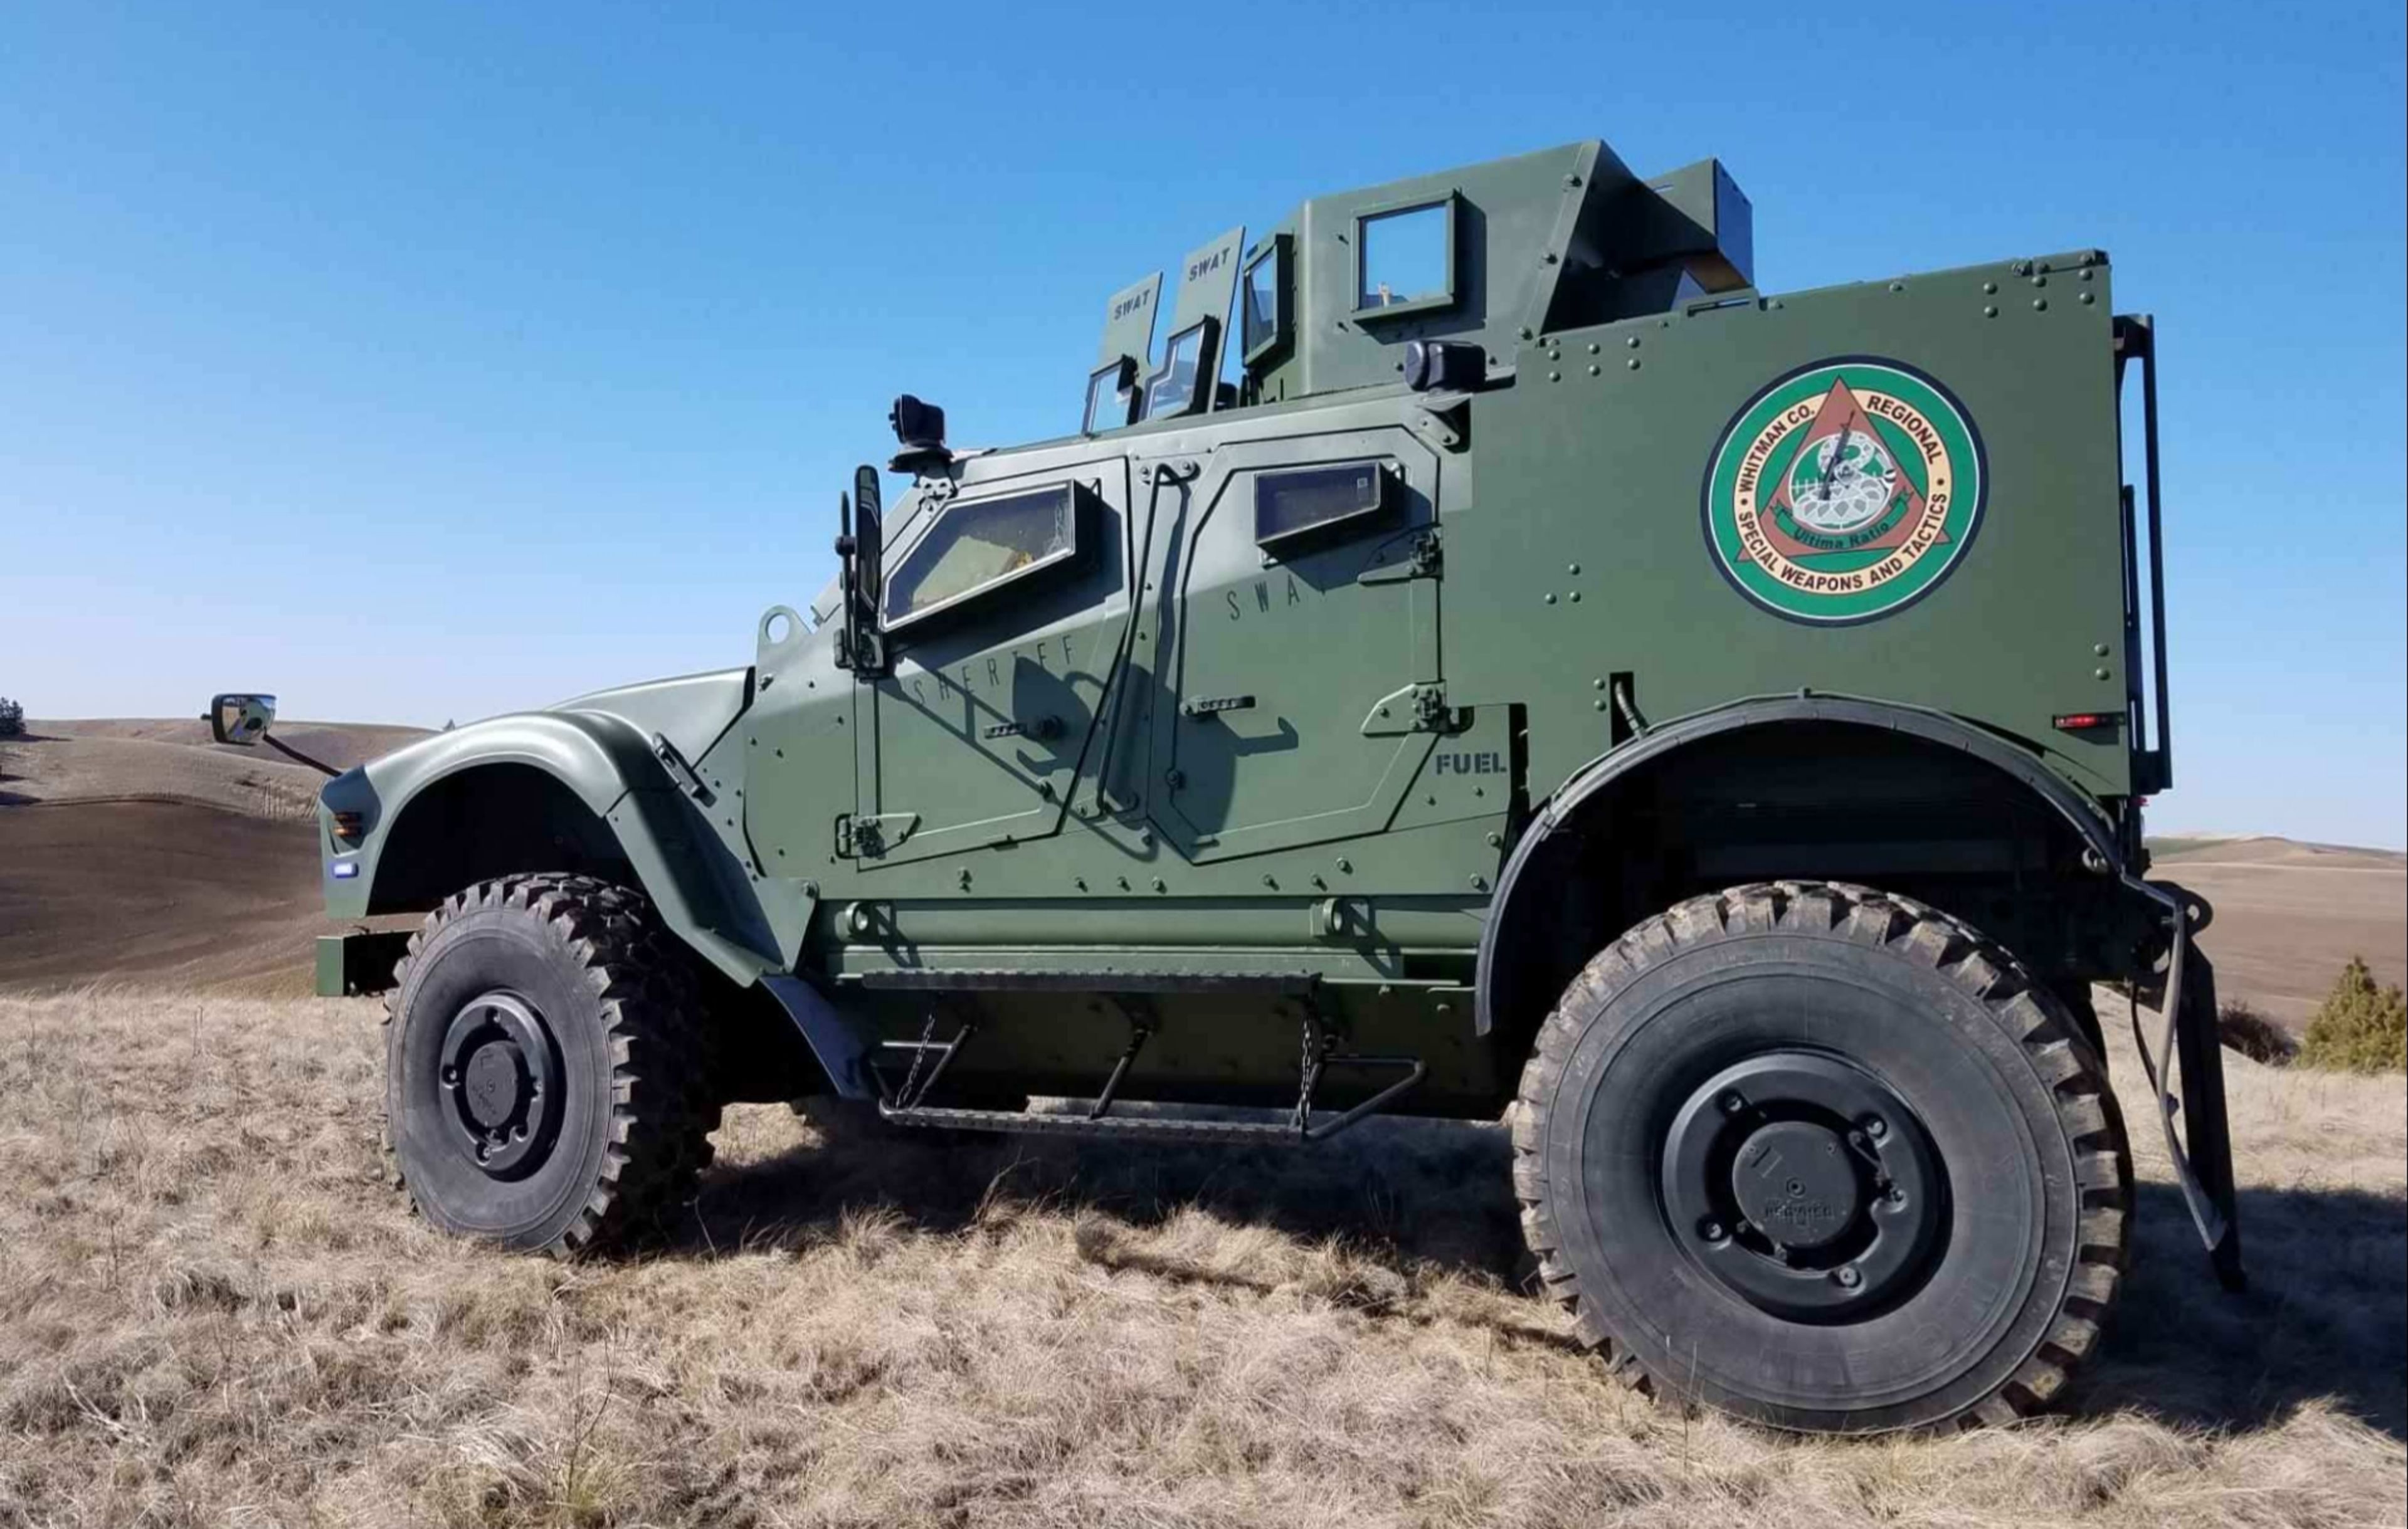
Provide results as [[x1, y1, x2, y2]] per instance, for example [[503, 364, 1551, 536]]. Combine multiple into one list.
[[549, 667, 752, 766], [322, 666, 753, 812]]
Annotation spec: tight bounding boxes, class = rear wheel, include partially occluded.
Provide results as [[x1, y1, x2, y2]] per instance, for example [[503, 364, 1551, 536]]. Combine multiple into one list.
[[1513, 881, 2128, 1433], [384, 874, 719, 1254]]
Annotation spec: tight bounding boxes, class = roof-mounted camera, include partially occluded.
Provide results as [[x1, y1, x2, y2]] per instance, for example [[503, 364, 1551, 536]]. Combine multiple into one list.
[[887, 394, 951, 476]]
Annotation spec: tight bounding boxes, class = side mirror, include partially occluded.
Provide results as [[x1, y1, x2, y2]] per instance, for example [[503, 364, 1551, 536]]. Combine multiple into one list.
[[852, 464, 884, 617], [208, 693, 277, 746], [831, 473, 889, 676]]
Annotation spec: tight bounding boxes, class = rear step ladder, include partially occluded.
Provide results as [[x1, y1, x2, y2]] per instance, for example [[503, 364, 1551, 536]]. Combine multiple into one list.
[[853, 969, 1427, 1145]]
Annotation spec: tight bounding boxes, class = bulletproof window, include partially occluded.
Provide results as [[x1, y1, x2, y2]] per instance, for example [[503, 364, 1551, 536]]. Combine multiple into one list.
[[1241, 236, 1289, 363], [1354, 197, 1456, 318], [1084, 358, 1137, 434], [1255, 461, 1391, 552], [884, 484, 1080, 633], [1141, 319, 1214, 421]]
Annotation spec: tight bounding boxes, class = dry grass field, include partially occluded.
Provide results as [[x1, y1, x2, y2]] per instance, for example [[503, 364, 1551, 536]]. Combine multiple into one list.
[[1, 985, 2400, 1528]]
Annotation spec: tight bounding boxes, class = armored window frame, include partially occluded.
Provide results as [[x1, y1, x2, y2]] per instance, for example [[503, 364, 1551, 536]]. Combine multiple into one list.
[[1083, 357, 1138, 434], [1140, 317, 1217, 422], [1351, 193, 1459, 322], [1240, 234, 1291, 365], [1253, 460, 1393, 554], [881, 482, 1090, 636]]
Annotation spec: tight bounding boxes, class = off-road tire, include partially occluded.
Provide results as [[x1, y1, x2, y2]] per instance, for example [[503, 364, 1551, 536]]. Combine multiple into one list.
[[1512, 881, 2131, 1433], [383, 874, 721, 1254]]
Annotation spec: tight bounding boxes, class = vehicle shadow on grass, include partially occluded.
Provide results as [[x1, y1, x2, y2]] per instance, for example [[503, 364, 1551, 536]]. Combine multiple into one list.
[[2071, 1180, 2407, 1441], [674, 1110, 2407, 1437], [677, 1103, 1545, 1312]]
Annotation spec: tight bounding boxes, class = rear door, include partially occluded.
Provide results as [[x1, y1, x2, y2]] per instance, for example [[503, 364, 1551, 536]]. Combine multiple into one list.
[[1143, 425, 1447, 860]]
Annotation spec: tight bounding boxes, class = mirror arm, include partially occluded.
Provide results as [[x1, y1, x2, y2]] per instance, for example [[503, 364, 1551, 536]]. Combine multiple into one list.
[[263, 733, 341, 777]]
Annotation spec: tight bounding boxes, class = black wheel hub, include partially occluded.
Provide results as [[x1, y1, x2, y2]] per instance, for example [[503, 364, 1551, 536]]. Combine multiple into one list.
[[1662, 1050, 1945, 1322], [438, 991, 564, 1179]]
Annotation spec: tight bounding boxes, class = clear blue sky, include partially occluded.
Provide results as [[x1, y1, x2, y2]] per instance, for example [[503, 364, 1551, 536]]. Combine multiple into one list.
[[3, 2, 2401, 847]]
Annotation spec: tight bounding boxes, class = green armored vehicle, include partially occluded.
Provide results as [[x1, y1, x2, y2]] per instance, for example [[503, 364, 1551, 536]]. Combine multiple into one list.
[[214, 138, 2244, 1434]]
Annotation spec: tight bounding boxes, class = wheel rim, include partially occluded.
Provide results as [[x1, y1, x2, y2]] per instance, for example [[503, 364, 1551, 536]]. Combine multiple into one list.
[[436, 990, 565, 1179], [1661, 1049, 1946, 1323]]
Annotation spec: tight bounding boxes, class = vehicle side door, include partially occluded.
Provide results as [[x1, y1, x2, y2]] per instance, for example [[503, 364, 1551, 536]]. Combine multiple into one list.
[[847, 456, 1137, 866], [1142, 426, 1446, 861]]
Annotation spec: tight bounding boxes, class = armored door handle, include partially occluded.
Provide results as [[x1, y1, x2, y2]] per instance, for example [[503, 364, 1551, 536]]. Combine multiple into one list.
[[983, 715, 1064, 740], [1182, 695, 1256, 718]]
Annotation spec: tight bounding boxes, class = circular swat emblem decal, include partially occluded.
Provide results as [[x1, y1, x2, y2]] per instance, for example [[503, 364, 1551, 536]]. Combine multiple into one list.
[[1702, 357, 1987, 624]]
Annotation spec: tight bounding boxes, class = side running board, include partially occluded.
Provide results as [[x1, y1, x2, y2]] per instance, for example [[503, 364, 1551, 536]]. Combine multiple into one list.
[[763, 969, 1427, 1144]]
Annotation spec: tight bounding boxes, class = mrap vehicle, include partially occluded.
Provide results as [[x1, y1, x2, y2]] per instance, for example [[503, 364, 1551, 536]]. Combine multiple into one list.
[[213, 138, 2242, 1434]]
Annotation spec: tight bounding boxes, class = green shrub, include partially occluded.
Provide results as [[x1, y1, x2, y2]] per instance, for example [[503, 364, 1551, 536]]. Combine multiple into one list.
[[0, 696, 22, 738], [2297, 957, 2408, 1075]]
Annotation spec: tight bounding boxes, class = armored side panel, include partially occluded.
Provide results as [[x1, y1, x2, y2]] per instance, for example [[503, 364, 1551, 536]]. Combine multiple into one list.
[[1244, 142, 1753, 406], [1451, 252, 2130, 805]]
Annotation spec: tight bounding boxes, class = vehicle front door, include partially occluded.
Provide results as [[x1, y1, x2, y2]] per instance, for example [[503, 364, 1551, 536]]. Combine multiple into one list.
[[846, 456, 1137, 867]]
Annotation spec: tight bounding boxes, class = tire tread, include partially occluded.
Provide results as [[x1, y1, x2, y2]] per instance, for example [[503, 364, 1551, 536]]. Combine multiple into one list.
[[1508, 880, 2133, 1432], [383, 873, 721, 1255]]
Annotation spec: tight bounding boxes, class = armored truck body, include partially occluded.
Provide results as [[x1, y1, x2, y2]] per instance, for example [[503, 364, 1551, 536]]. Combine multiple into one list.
[[235, 139, 2239, 1434]]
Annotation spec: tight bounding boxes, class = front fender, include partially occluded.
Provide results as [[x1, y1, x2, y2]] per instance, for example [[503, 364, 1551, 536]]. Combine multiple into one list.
[[322, 686, 777, 984], [324, 710, 665, 903]]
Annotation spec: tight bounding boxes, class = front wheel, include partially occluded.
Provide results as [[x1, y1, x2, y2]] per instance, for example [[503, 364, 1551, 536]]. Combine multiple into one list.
[[1513, 881, 2130, 1433], [384, 875, 721, 1254]]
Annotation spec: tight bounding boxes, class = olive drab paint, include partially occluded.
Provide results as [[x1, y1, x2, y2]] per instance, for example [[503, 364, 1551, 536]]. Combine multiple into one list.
[[320, 137, 2175, 1111]]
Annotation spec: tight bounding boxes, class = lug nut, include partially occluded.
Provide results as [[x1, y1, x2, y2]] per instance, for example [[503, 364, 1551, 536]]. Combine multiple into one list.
[[1885, 1188, 1907, 1208], [1718, 1093, 1745, 1115], [1865, 1116, 1889, 1141], [1699, 1219, 1728, 1243], [441, 1066, 458, 1085], [1835, 1267, 1862, 1289]]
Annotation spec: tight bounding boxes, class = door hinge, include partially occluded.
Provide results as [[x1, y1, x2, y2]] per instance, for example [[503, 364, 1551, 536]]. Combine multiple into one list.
[[1358, 528, 1443, 586], [833, 627, 887, 677], [1412, 683, 1452, 731], [1361, 681, 1458, 736], [835, 811, 918, 859], [652, 733, 713, 803]]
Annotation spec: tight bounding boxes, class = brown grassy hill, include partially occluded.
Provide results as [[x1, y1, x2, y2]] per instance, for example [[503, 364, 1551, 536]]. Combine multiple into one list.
[[0, 986, 2398, 1526], [2, 717, 428, 817], [2152, 836, 2408, 1029], [0, 718, 426, 994], [0, 802, 329, 995], [36, 715, 430, 765]]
